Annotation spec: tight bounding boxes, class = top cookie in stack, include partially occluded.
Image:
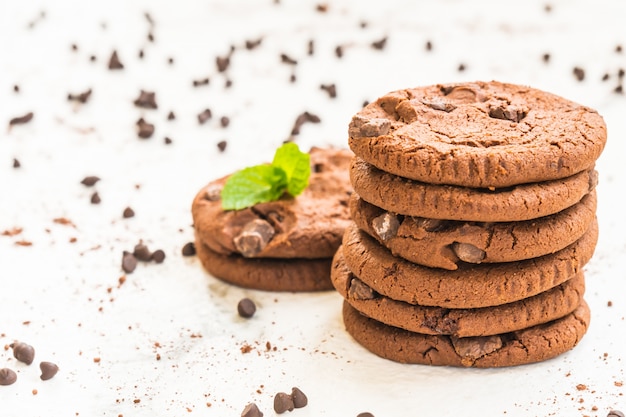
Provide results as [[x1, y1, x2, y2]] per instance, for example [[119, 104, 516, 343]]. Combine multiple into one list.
[[333, 81, 607, 367]]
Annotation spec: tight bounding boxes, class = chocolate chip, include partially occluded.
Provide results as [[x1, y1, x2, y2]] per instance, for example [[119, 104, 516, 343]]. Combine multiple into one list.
[[192, 78, 210, 87], [0, 368, 17, 386], [39, 361, 59, 381], [450, 335, 502, 362], [182, 242, 196, 257], [573, 66, 585, 81], [108, 50, 124, 70], [320, 83, 337, 98], [11, 342, 35, 365], [122, 251, 137, 273], [451, 242, 486, 264], [360, 118, 391, 137], [357, 413, 375, 417], [273, 392, 294, 414], [133, 90, 157, 109], [307, 39, 315, 55], [13, 158, 20, 168], [234, 219, 275, 257], [371, 36, 387, 50], [198, 109, 212, 124], [488, 104, 527, 122], [280, 54, 297, 65], [133, 242, 152, 262], [241, 402, 263, 417], [122, 207, 135, 218], [68, 88, 92, 104], [372, 212, 399, 241], [167, 111, 176, 120], [313, 163, 324, 173], [422, 98, 456, 112], [245, 38, 263, 50], [204, 186, 222, 201], [290, 111, 321, 135], [348, 278, 375, 301], [220, 116, 230, 128], [90, 192, 101, 204], [291, 387, 308, 408], [414, 217, 448, 232], [136, 118, 155, 138], [608, 411, 626, 417], [151, 249, 166, 263], [237, 298, 257, 318], [217, 140, 227, 152], [9, 112, 34, 126], [81, 176, 100, 186]]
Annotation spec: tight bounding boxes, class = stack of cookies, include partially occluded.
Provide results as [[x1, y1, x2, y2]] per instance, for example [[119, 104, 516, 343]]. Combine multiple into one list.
[[332, 81, 607, 367], [192, 146, 353, 292]]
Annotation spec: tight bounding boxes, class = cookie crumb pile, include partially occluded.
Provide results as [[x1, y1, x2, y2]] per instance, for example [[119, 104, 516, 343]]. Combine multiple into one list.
[[333, 81, 607, 367], [192, 147, 353, 291]]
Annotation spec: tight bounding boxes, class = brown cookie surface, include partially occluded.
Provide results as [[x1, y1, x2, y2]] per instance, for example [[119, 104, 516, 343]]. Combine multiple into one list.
[[350, 191, 597, 270], [348, 81, 607, 188], [192, 147, 353, 259], [332, 248, 585, 337], [342, 299, 590, 367], [341, 221, 598, 309], [351, 157, 597, 222], [195, 237, 333, 292]]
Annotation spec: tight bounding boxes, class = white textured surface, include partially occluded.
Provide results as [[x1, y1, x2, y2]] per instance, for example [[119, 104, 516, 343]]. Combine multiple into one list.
[[1, 1, 625, 416]]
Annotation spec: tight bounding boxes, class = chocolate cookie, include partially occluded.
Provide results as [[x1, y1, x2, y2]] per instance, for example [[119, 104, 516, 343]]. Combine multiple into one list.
[[340, 221, 598, 309], [192, 147, 353, 259], [350, 191, 597, 270], [332, 248, 585, 337], [351, 157, 597, 222], [195, 238, 334, 291], [348, 81, 607, 188], [342, 299, 590, 367]]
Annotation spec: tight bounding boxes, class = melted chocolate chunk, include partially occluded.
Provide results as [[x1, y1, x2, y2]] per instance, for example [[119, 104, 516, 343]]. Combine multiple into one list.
[[39, 361, 59, 381]]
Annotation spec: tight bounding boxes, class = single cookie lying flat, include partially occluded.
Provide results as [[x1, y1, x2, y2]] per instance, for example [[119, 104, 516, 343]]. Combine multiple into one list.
[[340, 221, 598, 309], [332, 248, 585, 337], [192, 147, 353, 259], [351, 157, 597, 222], [342, 299, 590, 367], [195, 238, 334, 292], [350, 191, 597, 270], [348, 81, 607, 188]]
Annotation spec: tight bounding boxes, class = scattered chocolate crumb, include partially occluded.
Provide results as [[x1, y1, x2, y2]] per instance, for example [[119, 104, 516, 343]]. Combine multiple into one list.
[[335, 45, 344, 58], [136, 118, 155, 138], [237, 298, 256, 318], [68, 88, 92, 104], [573, 66, 585, 81], [13, 158, 21, 168], [11, 341, 35, 365], [39, 361, 59, 381], [225, 79, 233, 88], [425, 40, 433, 51], [241, 403, 263, 417], [576, 383, 587, 391], [167, 57, 174, 65], [193, 78, 210, 87], [608, 300, 613, 307], [90, 192, 101, 204], [0, 368, 17, 386], [147, 32, 154, 42], [542, 53, 550, 63], [614, 85, 623, 94], [2, 227, 23, 237], [167, 111, 176, 120], [9, 112, 34, 126], [316, 3, 328, 12], [307, 39, 315, 55], [217, 140, 227, 152], [89, 55, 97, 62], [371, 36, 387, 50], [122, 251, 137, 273], [458, 63, 466, 72], [291, 387, 308, 408], [182, 242, 196, 256], [133, 90, 158, 109], [273, 392, 294, 414], [151, 249, 166, 263], [357, 413, 375, 417], [81, 176, 100, 186], [138, 49, 145, 59], [290, 111, 320, 135], [289, 73, 296, 83], [164, 137, 173, 145], [320, 83, 337, 98], [144, 11, 154, 25], [544, 3, 552, 12], [198, 109, 212, 124], [619, 68, 625, 78], [108, 50, 124, 70], [281, 54, 298, 65], [220, 116, 230, 128], [133, 241, 152, 261], [245, 38, 263, 50], [123, 207, 135, 218], [216, 55, 230, 72], [71, 43, 78, 52], [13, 85, 20, 93], [616, 45, 623, 53]]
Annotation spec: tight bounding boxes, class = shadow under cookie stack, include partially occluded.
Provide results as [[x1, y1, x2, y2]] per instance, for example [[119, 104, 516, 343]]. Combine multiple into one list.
[[332, 81, 607, 367]]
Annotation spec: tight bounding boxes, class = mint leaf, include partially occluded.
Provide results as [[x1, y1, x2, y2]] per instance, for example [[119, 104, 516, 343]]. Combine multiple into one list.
[[271, 143, 310, 196], [221, 165, 288, 210]]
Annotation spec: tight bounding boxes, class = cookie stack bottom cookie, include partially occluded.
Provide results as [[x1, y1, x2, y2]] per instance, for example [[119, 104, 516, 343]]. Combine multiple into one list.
[[192, 147, 354, 292]]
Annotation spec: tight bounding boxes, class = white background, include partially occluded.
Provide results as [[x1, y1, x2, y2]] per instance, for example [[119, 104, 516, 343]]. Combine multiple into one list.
[[1, 0, 625, 416]]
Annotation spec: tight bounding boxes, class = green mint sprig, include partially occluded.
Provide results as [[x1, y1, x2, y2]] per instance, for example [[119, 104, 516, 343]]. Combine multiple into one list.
[[221, 143, 311, 210]]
